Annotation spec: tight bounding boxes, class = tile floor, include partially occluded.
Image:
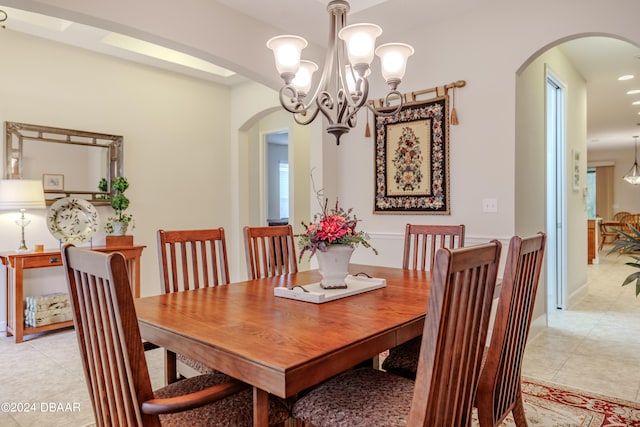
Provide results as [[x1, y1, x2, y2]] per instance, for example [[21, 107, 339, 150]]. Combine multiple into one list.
[[521, 247, 640, 402], [0, 248, 638, 426]]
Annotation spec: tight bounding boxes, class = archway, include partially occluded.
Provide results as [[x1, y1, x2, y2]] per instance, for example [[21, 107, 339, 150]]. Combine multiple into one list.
[[516, 34, 639, 325], [233, 103, 313, 278]]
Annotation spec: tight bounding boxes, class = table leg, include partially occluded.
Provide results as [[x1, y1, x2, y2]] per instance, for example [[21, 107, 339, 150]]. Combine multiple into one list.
[[165, 350, 178, 385], [13, 264, 24, 343], [3, 263, 10, 338], [253, 387, 269, 427]]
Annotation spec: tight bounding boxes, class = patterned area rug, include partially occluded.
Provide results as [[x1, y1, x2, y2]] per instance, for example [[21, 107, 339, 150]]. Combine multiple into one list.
[[472, 377, 640, 426]]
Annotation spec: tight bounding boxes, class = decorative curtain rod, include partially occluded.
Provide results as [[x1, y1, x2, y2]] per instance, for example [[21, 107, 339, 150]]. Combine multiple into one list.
[[365, 79, 466, 136], [368, 79, 466, 108]]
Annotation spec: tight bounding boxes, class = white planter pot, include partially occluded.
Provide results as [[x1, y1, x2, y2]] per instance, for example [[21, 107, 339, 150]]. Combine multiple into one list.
[[316, 245, 354, 289], [110, 221, 128, 236]]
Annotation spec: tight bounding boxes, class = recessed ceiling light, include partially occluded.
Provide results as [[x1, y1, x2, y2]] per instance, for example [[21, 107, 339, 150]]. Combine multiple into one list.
[[619, 75, 635, 81], [628, 89, 640, 95], [633, 101, 640, 106]]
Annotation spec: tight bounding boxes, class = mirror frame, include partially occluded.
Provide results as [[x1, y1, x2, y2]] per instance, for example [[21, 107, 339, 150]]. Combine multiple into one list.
[[4, 121, 123, 205]]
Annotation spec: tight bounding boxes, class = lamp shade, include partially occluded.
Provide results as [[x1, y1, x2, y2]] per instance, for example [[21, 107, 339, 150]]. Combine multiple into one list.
[[624, 162, 640, 184], [266, 35, 308, 77], [292, 60, 319, 96], [375, 42, 415, 83], [0, 180, 46, 210], [624, 136, 640, 185], [338, 23, 382, 68]]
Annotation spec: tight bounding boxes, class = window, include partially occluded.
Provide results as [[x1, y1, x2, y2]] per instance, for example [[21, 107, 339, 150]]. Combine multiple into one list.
[[587, 167, 596, 218], [279, 161, 289, 219]]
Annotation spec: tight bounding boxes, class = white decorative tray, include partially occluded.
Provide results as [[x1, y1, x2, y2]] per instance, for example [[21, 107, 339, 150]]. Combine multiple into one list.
[[274, 275, 386, 304]]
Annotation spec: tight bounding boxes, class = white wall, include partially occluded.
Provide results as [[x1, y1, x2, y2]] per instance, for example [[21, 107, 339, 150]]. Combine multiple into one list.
[[589, 148, 640, 214], [517, 46, 588, 321], [229, 83, 312, 278], [0, 29, 235, 330], [3, 0, 640, 335]]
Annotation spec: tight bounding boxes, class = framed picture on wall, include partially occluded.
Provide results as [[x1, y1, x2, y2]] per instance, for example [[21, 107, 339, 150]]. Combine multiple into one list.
[[374, 96, 450, 214], [43, 173, 64, 191], [572, 149, 580, 192]]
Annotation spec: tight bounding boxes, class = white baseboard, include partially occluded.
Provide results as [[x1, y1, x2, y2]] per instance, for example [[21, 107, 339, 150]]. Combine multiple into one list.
[[566, 281, 589, 309]]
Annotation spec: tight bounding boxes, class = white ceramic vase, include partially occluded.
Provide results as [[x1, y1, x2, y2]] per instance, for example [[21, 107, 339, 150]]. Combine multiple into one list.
[[110, 221, 128, 236], [316, 245, 354, 289]]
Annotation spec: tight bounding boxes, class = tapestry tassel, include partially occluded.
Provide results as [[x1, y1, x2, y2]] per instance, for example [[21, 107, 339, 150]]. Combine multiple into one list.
[[365, 107, 371, 138], [450, 87, 459, 125]]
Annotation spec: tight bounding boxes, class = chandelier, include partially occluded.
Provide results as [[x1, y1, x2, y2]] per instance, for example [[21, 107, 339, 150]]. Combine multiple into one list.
[[266, 0, 414, 145], [624, 136, 640, 185]]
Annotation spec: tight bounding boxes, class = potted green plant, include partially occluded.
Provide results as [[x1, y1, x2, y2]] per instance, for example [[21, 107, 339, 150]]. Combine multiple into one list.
[[609, 225, 640, 297], [99, 176, 134, 236]]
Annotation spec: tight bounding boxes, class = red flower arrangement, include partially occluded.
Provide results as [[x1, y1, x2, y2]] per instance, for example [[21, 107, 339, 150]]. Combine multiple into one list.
[[298, 197, 378, 261]]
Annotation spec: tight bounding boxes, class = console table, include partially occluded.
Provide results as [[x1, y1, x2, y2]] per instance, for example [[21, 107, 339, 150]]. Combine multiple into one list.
[[1, 245, 145, 343]]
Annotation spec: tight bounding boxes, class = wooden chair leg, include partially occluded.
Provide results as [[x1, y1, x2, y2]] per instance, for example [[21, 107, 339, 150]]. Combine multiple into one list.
[[165, 349, 178, 385], [512, 390, 528, 427]]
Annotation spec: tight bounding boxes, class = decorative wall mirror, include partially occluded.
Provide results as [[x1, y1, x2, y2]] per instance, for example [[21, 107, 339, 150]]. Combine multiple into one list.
[[4, 122, 123, 205]]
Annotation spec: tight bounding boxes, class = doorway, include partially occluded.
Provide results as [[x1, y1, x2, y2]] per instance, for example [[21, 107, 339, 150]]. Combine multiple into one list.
[[265, 131, 290, 226], [546, 72, 567, 310]]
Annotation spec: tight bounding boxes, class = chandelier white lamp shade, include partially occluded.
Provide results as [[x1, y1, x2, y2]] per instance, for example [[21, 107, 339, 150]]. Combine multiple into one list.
[[0, 179, 46, 252], [266, 0, 414, 145], [624, 136, 640, 185]]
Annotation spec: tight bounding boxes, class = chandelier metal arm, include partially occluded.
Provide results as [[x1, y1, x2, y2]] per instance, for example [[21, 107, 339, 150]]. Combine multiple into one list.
[[294, 104, 321, 126], [268, 0, 414, 145], [287, 3, 343, 118], [365, 89, 404, 117]]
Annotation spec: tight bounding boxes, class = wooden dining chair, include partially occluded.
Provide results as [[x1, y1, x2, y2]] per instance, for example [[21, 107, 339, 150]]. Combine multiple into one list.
[[621, 213, 640, 234], [157, 228, 230, 383], [292, 241, 502, 427], [599, 221, 619, 250], [402, 223, 465, 271], [158, 228, 230, 293], [613, 211, 630, 222], [244, 224, 298, 279], [61, 245, 291, 427], [381, 223, 466, 379], [475, 232, 546, 427]]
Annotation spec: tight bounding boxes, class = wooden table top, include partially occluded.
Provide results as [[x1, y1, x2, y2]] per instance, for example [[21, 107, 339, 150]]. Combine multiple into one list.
[[135, 264, 430, 400]]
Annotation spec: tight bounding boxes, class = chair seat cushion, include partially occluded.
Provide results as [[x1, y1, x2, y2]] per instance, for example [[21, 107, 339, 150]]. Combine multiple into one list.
[[292, 368, 414, 427], [380, 336, 421, 380], [157, 374, 291, 427]]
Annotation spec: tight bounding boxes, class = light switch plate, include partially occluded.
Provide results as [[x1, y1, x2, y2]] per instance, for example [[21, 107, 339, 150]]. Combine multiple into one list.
[[482, 198, 498, 213]]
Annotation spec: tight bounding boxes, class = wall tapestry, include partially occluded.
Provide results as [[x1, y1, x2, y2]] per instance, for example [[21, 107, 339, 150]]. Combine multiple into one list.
[[374, 96, 450, 214]]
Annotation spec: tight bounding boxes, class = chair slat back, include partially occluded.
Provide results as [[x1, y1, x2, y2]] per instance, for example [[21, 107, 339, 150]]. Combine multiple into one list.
[[622, 213, 640, 233], [403, 224, 465, 271], [613, 211, 630, 222], [157, 228, 229, 294], [476, 233, 546, 426], [62, 245, 158, 427], [244, 225, 298, 279], [408, 241, 501, 427]]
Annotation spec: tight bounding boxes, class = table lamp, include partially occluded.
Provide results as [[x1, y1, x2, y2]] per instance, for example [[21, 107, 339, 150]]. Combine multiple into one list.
[[0, 179, 46, 252]]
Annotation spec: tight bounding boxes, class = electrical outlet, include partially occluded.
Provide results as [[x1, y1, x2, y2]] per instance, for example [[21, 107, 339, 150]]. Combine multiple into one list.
[[482, 198, 498, 213]]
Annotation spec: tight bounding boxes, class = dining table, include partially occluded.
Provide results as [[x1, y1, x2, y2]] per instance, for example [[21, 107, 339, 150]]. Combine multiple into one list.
[[134, 264, 431, 427]]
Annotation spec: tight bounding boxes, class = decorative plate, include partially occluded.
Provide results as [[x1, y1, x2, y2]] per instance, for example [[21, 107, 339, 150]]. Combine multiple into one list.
[[47, 197, 99, 244]]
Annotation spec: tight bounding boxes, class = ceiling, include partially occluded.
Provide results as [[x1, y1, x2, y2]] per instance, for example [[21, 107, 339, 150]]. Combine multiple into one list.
[[559, 37, 640, 152], [1, 1, 639, 152]]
